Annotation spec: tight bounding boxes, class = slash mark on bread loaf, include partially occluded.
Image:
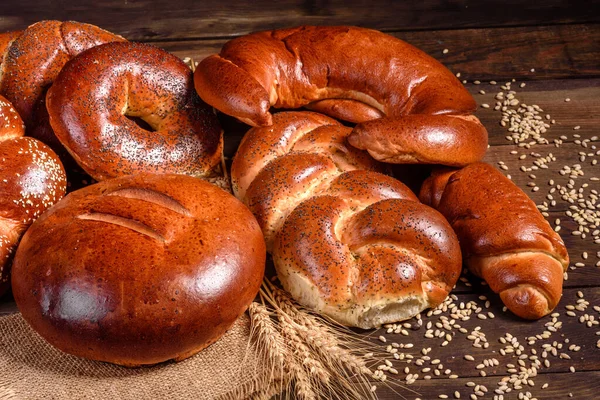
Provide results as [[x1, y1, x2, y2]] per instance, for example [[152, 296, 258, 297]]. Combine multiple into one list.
[[77, 213, 165, 242], [107, 187, 191, 216]]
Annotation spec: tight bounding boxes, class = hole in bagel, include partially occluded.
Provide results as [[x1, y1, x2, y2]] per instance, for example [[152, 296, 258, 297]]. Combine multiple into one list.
[[125, 115, 157, 132]]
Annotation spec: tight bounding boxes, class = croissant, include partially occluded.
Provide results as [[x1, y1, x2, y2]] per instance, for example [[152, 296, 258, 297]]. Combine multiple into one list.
[[419, 163, 569, 319]]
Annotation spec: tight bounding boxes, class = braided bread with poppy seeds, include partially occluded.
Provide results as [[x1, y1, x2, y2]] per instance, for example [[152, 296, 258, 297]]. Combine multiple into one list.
[[232, 111, 462, 328], [419, 163, 569, 319]]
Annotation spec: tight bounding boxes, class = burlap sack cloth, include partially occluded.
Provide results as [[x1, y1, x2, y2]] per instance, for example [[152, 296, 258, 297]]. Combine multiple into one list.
[[0, 312, 281, 399]]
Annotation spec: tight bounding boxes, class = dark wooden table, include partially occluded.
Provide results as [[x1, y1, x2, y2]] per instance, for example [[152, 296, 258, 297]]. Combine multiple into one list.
[[1, 1, 599, 399]]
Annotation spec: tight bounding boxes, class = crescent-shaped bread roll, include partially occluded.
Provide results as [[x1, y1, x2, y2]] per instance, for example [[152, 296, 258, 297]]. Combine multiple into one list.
[[420, 163, 569, 319]]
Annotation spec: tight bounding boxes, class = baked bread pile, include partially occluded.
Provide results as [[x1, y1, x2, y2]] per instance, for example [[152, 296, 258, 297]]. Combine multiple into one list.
[[196, 26, 568, 325], [0, 21, 261, 366], [0, 20, 569, 365]]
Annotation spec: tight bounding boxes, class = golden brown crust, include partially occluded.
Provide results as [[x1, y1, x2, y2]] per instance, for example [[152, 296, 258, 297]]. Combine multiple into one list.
[[0, 31, 22, 66], [305, 99, 385, 123], [231, 112, 342, 200], [348, 114, 488, 167], [419, 163, 569, 319], [11, 173, 266, 366], [0, 94, 66, 297], [234, 112, 383, 250], [275, 197, 460, 311], [194, 26, 476, 127], [46, 42, 223, 181], [0, 21, 125, 154], [233, 111, 462, 328], [418, 167, 457, 208]]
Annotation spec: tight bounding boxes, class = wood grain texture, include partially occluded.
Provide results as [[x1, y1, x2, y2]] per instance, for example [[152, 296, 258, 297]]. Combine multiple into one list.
[[472, 79, 600, 145], [156, 24, 600, 81], [374, 372, 598, 399], [363, 288, 600, 398], [1, 0, 599, 41]]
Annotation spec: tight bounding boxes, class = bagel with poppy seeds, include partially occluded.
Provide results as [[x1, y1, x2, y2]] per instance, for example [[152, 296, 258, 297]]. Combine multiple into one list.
[[419, 163, 569, 319], [232, 111, 462, 328], [11, 173, 266, 366], [46, 41, 223, 181], [0, 21, 125, 155], [0, 94, 66, 297]]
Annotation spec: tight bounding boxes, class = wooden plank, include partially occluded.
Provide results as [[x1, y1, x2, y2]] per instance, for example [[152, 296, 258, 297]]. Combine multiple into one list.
[[1, 1, 599, 41], [481, 143, 599, 212], [472, 79, 600, 146], [374, 371, 598, 399], [367, 287, 600, 379], [156, 24, 600, 81]]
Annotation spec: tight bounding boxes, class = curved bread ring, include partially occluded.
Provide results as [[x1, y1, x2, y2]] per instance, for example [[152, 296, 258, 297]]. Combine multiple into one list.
[[194, 26, 476, 127], [46, 42, 223, 181]]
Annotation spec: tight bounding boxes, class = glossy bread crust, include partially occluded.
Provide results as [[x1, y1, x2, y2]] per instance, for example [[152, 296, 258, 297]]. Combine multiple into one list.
[[0, 94, 66, 297], [419, 162, 569, 319], [194, 26, 476, 127], [0, 21, 125, 154], [232, 112, 462, 328], [46, 42, 224, 181], [195, 26, 485, 167], [0, 31, 22, 67], [11, 173, 266, 366], [348, 114, 488, 167]]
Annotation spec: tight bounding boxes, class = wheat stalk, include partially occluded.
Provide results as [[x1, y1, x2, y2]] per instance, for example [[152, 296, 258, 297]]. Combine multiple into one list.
[[248, 280, 389, 400]]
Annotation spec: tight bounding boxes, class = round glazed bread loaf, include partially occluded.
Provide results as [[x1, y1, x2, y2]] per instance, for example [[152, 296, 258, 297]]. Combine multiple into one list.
[[232, 111, 462, 329], [0, 21, 125, 155], [0, 94, 67, 297], [46, 42, 224, 181], [11, 174, 266, 366], [419, 163, 569, 319], [195, 26, 476, 127]]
